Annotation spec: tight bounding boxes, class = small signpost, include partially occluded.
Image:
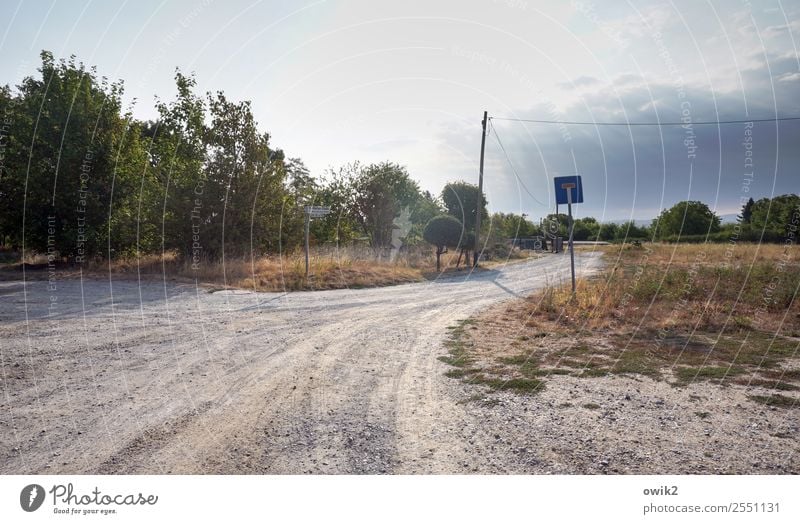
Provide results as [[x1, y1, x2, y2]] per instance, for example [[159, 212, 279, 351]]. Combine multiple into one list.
[[303, 206, 331, 278], [553, 176, 584, 294]]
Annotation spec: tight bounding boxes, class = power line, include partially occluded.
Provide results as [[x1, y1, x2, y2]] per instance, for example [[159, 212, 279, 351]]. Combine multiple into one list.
[[490, 116, 800, 126], [488, 119, 547, 206]]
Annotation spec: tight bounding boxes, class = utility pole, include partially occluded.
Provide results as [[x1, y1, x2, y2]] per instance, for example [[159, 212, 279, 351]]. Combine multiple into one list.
[[474, 110, 487, 267]]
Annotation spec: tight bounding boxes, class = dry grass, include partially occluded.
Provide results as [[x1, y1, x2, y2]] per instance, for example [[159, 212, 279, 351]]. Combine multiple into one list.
[[1, 244, 531, 292], [547, 243, 800, 334], [441, 242, 800, 404]]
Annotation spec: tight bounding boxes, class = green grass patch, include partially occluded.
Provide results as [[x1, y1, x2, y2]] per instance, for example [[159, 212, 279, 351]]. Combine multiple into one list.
[[559, 358, 596, 369], [482, 377, 545, 394], [739, 378, 799, 391], [761, 369, 800, 381], [748, 394, 799, 408], [579, 368, 609, 378], [673, 365, 745, 385], [499, 354, 533, 365], [531, 368, 572, 376], [444, 368, 480, 379], [612, 352, 661, 377]]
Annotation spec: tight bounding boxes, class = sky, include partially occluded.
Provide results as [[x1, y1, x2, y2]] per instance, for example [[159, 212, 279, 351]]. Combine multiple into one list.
[[1, 0, 799, 222]]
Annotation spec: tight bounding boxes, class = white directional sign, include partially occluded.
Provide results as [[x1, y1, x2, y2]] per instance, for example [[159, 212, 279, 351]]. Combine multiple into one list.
[[304, 206, 331, 218]]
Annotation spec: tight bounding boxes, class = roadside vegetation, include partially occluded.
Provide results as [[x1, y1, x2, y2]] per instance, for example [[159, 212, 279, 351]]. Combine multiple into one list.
[[440, 242, 800, 406]]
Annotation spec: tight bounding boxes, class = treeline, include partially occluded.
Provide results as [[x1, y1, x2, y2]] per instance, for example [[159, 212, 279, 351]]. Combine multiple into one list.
[[0, 52, 454, 262], [0, 53, 796, 265], [534, 196, 799, 244]]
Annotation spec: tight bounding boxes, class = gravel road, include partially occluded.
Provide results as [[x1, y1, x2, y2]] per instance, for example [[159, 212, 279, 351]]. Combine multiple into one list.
[[1, 253, 605, 474]]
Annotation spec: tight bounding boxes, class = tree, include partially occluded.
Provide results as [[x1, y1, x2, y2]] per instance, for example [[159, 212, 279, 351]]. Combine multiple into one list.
[[352, 162, 420, 249], [651, 201, 721, 239], [0, 51, 147, 260], [740, 197, 754, 223], [441, 181, 487, 236], [281, 158, 317, 250], [571, 218, 600, 241], [543, 213, 569, 237], [423, 215, 464, 271], [1, 52, 307, 262], [489, 212, 540, 240], [614, 220, 649, 240], [0, 84, 17, 245], [151, 72, 212, 260], [150, 75, 291, 261], [597, 222, 619, 241], [749, 194, 800, 238], [202, 90, 286, 258]]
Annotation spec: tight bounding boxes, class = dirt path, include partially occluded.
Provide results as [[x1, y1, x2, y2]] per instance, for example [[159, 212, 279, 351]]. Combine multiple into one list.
[[1, 253, 606, 474]]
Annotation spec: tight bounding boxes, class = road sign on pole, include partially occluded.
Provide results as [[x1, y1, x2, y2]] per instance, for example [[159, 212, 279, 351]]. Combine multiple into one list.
[[302, 206, 331, 277], [554, 176, 583, 294], [554, 175, 583, 205]]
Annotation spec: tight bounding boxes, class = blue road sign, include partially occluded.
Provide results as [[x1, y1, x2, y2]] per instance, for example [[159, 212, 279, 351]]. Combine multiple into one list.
[[554, 176, 584, 205]]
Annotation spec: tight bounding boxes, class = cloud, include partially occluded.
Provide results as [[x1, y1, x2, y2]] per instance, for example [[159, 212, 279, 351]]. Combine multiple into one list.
[[764, 19, 800, 38], [435, 66, 800, 221], [600, 4, 675, 42], [557, 75, 600, 90]]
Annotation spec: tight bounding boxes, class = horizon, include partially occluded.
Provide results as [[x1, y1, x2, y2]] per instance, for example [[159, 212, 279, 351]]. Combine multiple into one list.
[[2, 0, 798, 222]]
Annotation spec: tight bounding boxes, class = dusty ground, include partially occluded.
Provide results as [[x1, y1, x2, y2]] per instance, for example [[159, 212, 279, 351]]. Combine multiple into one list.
[[2, 250, 795, 474]]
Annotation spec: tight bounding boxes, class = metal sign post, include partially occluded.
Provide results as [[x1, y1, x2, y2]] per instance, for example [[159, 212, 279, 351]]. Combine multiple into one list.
[[553, 176, 583, 295], [565, 184, 576, 294], [303, 206, 331, 278]]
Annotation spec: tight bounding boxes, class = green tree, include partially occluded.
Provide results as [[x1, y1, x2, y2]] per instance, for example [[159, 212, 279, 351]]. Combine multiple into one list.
[[404, 190, 443, 246], [151, 72, 290, 261], [614, 220, 649, 240], [489, 212, 540, 239], [749, 194, 800, 238], [151, 71, 209, 259], [423, 214, 464, 271], [543, 213, 569, 237], [597, 222, 619, 241], [0, 51, 147, 260], [651, 201, 721, 239], [441, 181, 487, 236], [352, 161, 420, 249], [203, 91, 286, 258], [571, 217, 600, 241], [281, 157, 318, 250], [311, 163, 361, 246], [740, 197, 754, 223]]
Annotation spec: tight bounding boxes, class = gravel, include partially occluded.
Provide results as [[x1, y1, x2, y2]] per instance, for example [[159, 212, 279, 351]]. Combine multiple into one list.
[[12, 252, 790, 474]]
